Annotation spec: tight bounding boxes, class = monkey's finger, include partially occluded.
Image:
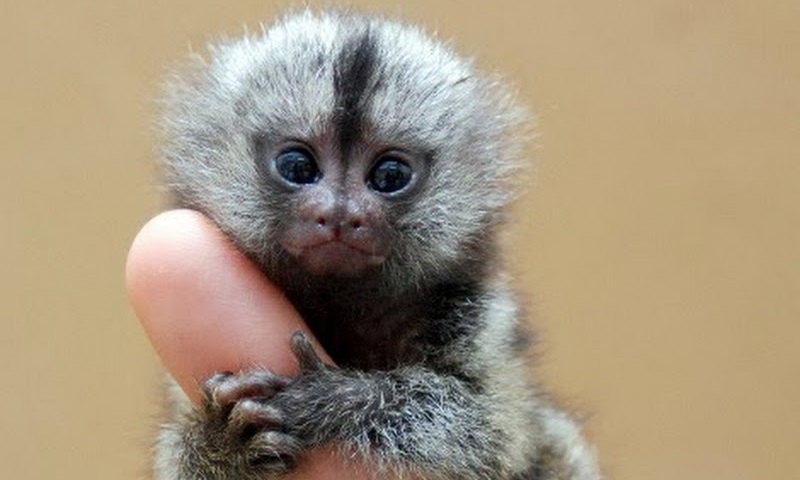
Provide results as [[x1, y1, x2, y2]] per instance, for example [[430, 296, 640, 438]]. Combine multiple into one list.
[[202, 371, 234, 403], [229, 399, 285, 434], [290, 330, 327, 373], [247, 431, 303, 468], [206, 371, 293, 408]]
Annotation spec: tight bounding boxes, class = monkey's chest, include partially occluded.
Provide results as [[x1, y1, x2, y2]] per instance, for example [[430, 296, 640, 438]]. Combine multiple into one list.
[[303, 309, 425, 371]]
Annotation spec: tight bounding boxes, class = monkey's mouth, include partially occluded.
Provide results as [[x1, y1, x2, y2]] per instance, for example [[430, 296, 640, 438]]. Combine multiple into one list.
[[282, 240, 386, 277]]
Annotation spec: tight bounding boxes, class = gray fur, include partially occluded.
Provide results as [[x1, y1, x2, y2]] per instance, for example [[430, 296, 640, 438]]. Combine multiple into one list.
[[157, 10, 600, 480]]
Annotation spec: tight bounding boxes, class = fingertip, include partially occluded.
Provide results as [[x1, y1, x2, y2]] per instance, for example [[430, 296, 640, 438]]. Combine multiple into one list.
[[126, 209, 211, 325]]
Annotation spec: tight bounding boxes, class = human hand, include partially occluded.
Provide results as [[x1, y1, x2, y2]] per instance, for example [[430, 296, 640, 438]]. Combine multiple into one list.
[[126, 209, 375, 480]]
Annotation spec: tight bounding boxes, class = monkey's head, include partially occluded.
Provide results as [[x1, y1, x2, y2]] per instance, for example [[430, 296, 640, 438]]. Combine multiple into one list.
[[161, 11, 526, 292]]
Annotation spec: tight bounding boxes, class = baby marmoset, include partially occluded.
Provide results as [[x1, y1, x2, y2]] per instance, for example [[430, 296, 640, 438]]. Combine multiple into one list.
[[156, 10, 601, 480]]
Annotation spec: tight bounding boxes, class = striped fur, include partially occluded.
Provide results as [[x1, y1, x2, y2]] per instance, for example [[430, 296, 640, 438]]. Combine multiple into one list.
[[157, 10, 600, 480]]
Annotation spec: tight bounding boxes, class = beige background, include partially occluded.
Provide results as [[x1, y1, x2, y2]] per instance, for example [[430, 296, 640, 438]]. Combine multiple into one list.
[[1, 1, 798, 479]]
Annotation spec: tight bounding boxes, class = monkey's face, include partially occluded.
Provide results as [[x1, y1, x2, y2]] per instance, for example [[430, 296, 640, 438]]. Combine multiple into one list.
[[162, 12, 525, 286], [254, 135, 427, 278]]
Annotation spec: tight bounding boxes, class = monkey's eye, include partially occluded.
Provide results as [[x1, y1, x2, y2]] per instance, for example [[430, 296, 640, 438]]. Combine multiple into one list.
[[274, 148, 320, 185], [367, 156, 413, 194]]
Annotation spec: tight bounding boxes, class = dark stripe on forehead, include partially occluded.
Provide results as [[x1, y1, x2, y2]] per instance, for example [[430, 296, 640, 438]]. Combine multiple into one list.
[[333, 28, 378, 156]]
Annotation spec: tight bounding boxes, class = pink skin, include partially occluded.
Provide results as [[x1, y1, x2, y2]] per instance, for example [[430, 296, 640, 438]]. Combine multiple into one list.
[[126, 209, 386, 480], [279, 181, 390, 277]]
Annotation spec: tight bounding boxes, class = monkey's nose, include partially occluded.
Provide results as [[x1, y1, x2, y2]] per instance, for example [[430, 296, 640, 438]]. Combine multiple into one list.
[[312, 212, 366, 237]]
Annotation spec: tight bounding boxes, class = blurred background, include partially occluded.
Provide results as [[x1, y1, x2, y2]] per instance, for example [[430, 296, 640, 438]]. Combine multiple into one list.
[[1, 0, 798, 479]]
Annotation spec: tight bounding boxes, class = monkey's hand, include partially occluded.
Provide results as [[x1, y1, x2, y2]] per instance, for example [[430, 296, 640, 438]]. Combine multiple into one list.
[[162, 370, 303, 480]]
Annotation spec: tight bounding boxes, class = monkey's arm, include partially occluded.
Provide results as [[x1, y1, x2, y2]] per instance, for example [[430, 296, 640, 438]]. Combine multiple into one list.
[[275, 333, 510, 479], [155, 287, 600, 480], [156, 335, 512, 480]]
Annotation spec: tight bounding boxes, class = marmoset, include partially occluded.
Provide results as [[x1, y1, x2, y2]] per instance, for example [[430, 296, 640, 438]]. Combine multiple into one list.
[[155, 10, 601, 480]]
